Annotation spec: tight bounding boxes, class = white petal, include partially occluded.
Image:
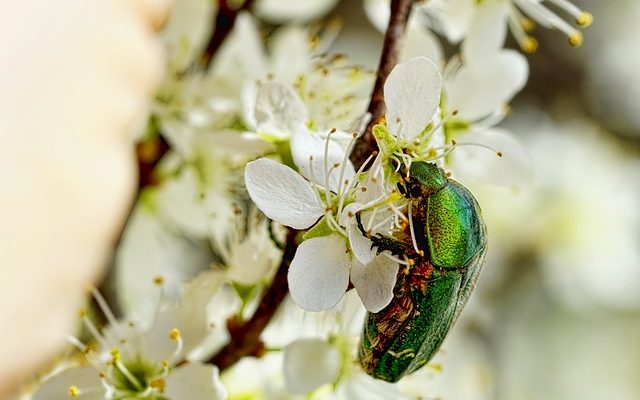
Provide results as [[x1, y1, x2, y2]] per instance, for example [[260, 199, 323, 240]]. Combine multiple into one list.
[[165, 363, 227, 400], [160, 0, 216, 72], [270, 26, 313, 84], [288, 235, 351, 311], [351, 256, 398, 312], [283, 338, 341, 394], [215, 12, 266, 80], [434, 0, 476, 43], [146, 271, 227, 361], [340, 203, 376, 265], [255, 0, 340, 23], [363, 0, 391, 32], [244, 158, 323, 229], [461, 0, 508, 62], [401, 25, 444, 68], [385, 57, 441, 139], [291, 128, 355, 192], [446, 50, 528, 120], [33, 367, 104, 400], [255, 82, 307, 140], [115, 205, 212, 324], [334, 369, 399, 400], [156, 166, 232, 239], [451, 128, 533, 186]]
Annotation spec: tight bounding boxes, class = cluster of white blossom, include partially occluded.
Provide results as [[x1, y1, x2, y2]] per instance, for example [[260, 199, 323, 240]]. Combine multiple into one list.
[[24, 0, 593, 398]]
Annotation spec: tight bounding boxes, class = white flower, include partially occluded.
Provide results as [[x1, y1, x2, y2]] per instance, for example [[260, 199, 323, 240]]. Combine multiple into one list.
[[114, 203, 213, 322], [32, 273, 228, 400], [245, 152, 399, 312], [209, 207, 283, 286], [441, 40, 532, 186], [383, 54, 530, 186], [271, 292, 400, 399], [432, 0, 592, 53], [160, 0, 216, 73]]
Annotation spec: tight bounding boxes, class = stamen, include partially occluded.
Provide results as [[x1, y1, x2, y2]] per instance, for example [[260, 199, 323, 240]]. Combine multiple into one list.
[[112, 349, 144, 391], [336, 131, 358, 198], [69, 385, 79, 397], [407, 203, 421, 254], [169, 328, 183, 361], [453, 140, 503, 157], [67, 335, 88, 353], [90, 287, 124, 339], [323, 130, 333, 197], [508, 6, 539, 53], [79, 309, 109, 350]]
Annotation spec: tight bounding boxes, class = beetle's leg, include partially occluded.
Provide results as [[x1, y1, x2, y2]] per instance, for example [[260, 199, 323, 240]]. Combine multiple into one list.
[[356, 211, 372, 239], [370, 234, 408, 258]]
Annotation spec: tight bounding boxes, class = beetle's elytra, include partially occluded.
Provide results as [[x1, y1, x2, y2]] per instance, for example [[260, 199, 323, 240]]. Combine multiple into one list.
[[358, 161, 487, 383]]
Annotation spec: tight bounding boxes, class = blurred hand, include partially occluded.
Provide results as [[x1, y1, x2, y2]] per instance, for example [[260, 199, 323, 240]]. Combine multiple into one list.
[[0, 0, 169, 397]]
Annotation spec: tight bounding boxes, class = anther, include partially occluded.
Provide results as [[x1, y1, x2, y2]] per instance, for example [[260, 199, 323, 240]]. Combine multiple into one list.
[[575, 12, 593, 27], [522, 37, 539, 53], [497, 151, 503, 157], [69, 385, 79, 397], [153, 276, 164, 286], [568, 32, 583, 47], [169, 328, 181, 341], [150, 379, 166, 393], [521, 18, 536, 33]]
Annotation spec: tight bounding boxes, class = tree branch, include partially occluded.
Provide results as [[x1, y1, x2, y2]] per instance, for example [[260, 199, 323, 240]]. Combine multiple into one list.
[[209, 228, 298, 371], [205, 0, 415, 373], [349, 0, 414, 169]]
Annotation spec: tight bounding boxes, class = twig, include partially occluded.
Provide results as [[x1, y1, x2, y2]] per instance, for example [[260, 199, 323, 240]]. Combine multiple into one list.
[[209, 228, 298, 371], [199, 0, 257, 68], [349, 0, 414, 169]]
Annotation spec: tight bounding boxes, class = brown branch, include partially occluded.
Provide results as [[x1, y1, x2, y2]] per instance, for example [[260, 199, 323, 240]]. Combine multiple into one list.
[[209, 228, 298, 371], [199, 0, 257, 69], [349, 0, 414, 169]]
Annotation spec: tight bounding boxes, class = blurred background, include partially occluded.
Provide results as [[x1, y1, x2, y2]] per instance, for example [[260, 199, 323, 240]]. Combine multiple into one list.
[[332, 0, 640, 399], [4, 0, 637, 399]]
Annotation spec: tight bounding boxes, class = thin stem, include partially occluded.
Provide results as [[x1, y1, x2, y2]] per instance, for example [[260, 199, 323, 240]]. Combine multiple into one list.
[[208, 228, 298, 371], [349, 0, 414, 169]]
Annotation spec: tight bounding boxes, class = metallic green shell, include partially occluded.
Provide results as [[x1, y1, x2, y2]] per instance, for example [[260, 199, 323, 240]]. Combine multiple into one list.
[[427, 180, 485, 269], [358, 162, 487, 383]]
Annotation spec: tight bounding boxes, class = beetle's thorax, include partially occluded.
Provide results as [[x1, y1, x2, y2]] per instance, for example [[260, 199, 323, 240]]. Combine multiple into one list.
[[408, 162, 447, 196]]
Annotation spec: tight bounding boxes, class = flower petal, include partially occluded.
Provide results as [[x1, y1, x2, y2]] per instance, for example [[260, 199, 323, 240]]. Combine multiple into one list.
[[351, 256, 398, 312], [288, 235, 350, 311], [451, 128, 533, 186], [255, 82, 307, 140], [402, 25, 444, 68], [283, 338, 341, 394], [115, 205, 212, 324], [291, 127, 355, 192], [446, 50, 528, 120], [384, 57, 441, 139], [165, 363, 227, 400], [244, 158, 323, 229], [33, 367, 104, 400], [461, 0, 508, 62], [340, 203, 376, 265]]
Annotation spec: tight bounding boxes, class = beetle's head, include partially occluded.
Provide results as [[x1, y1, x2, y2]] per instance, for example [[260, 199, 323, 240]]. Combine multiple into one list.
[[408, 162, 447, 196]]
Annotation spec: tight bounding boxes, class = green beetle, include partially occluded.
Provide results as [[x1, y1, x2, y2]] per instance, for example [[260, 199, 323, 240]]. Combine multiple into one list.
[[358, 161, 487, 383]]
